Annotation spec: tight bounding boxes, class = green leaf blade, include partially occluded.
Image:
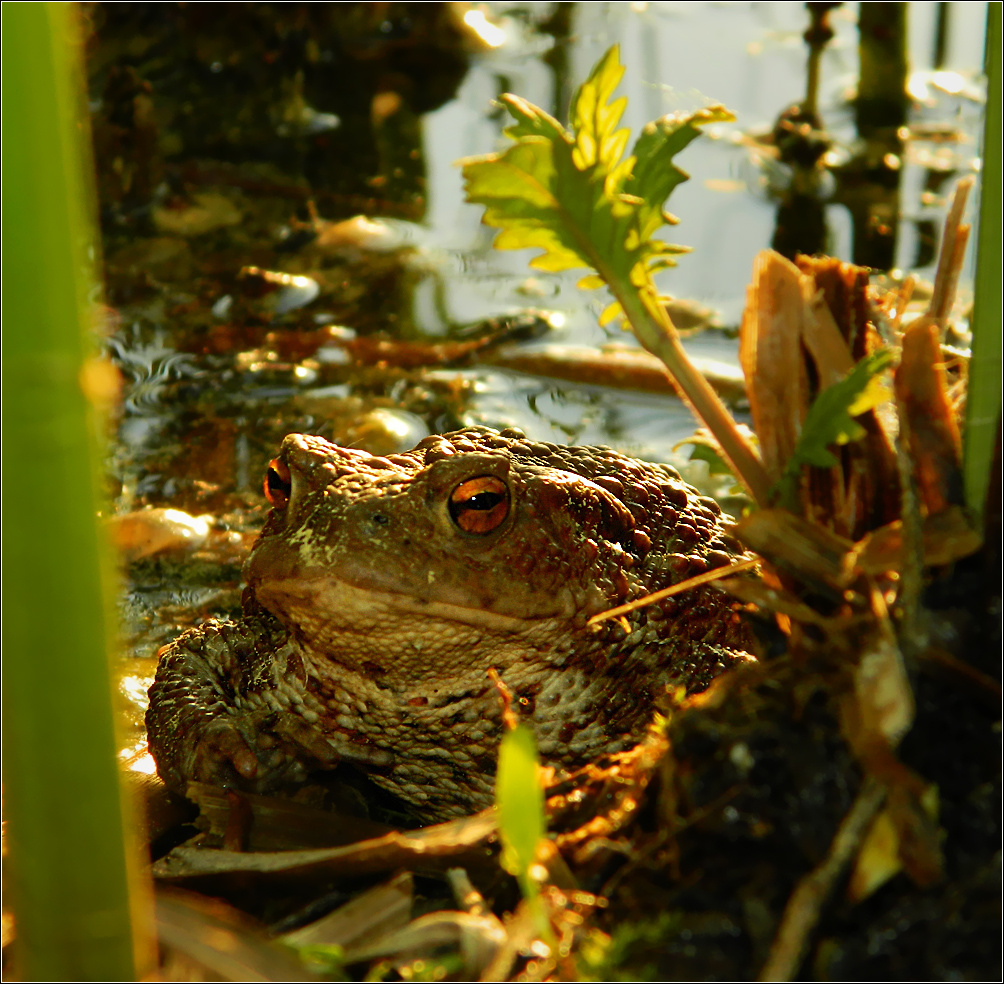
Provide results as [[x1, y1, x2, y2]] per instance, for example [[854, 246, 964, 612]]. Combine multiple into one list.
[[496, 724, 546, 889], [773, 350, 894, 508]]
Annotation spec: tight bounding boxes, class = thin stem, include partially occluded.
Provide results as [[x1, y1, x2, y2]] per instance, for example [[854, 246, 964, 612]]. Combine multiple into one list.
[[616, 283, 774, 506]]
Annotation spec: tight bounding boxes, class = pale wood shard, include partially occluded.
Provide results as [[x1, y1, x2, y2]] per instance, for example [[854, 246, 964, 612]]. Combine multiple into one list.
[[800, 285, 855, 386], [890, 176, 971, 519], [740, 251, 810, 487], [927, 176, 973, 325], [895, 316, 965, 515]]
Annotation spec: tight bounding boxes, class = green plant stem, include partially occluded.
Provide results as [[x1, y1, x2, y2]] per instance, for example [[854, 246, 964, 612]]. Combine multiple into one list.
[[964, 3, 1003, 525], [1, 3, 153, 978], [615, 282, 774, 506]]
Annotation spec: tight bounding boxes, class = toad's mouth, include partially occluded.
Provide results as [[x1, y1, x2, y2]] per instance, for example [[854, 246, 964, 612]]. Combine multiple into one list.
[[252, 571, 558, 636], [244, 532, 584, 628]]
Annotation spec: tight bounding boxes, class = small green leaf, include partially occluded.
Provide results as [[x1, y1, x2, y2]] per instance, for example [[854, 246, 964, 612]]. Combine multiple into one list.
[[847, 370, 893, 417], [773, 350, 895, 508], [496, 723, 545, 895], [676, 438, 736, 477]]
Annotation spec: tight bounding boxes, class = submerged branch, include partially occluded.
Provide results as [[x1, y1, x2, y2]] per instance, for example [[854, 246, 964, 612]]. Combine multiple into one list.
[[758, 778, 887, 982]]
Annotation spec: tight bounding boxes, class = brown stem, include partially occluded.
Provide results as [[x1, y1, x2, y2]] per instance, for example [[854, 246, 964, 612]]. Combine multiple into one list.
[[758, 778, 887, 981]]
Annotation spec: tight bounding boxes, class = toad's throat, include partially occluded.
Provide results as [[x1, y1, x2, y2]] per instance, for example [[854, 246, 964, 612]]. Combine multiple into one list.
[[251, 573, 582, 689]]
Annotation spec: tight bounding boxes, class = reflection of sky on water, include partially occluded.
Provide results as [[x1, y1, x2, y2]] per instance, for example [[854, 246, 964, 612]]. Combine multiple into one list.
[[422, 2, 987, 333]]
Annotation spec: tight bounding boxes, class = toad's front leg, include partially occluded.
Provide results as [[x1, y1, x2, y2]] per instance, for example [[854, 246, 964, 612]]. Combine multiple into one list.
[[146, 614, 391, 795]]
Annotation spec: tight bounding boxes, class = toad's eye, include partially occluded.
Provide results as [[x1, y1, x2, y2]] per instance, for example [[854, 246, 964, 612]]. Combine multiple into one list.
[[448, 476, 510, 534], [264, 458, 292, 508]]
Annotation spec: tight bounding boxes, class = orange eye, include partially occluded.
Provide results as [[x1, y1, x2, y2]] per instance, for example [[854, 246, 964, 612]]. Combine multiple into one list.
[[448, 476, 510, 534], [264, 458, 291, 508]]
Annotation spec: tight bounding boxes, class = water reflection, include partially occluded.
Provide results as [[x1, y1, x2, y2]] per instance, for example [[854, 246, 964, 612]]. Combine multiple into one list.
[[425, 2, 985, 330]]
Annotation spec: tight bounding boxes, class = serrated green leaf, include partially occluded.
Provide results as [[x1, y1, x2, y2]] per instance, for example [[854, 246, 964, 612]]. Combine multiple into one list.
[[459, 45, 725, 290], [773, 350, 895, 508], [496, 723, 545, 893], [458, 45, 772, 506]]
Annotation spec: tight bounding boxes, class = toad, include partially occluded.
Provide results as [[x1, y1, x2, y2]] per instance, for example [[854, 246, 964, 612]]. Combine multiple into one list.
[[146, 427, 753, 819]]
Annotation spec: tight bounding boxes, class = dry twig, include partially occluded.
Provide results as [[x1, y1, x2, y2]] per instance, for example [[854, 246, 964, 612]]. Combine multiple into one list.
[[927, 176, 973, 324], [587, 558, 759, 625], [758, 778, 887, 981]]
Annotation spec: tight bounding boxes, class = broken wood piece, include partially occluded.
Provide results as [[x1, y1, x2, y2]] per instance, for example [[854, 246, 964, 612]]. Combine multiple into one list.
[[485, 342, 749, 405], [281, 871, 414, 949], [739, 251, 810, 485], [153, 808, 497, 885], [739, 249, 900, 535], [927, 176, 973, 325]]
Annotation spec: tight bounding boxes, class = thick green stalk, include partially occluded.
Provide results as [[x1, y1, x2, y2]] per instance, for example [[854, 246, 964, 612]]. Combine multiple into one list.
[[1, 4, 152, 979], [964, 3, 1002, 525]]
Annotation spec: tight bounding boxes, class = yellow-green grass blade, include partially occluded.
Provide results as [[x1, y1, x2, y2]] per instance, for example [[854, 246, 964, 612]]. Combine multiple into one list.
[[2, 3, 153, 978], [965, 3, 1003, 526]]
